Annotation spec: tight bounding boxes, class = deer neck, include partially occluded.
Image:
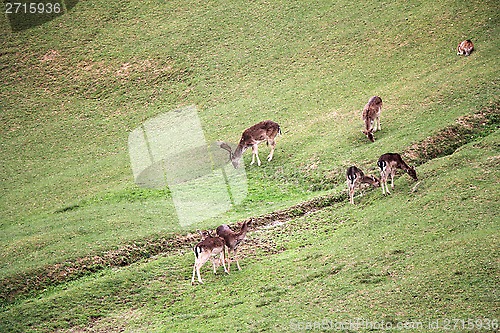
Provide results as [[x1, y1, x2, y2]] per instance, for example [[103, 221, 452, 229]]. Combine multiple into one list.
[[237, 222, 249, 238], [397, 160, 410, 171], [232, 144, 246, 161]]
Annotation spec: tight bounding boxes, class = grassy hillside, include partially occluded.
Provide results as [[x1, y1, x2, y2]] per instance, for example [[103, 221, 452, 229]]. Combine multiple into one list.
[[1, 132, 498, 332], [1, 0, 499, 331]]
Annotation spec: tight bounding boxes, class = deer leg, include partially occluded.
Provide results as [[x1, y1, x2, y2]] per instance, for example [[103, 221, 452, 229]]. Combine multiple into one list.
[[250, 144, 261, 166], [191, 263, 197, 285], [390, 173, 395, 189], [382, 175, 391, 194], [220, 252, 228, 274], [381, 177, 390, 195], [349, 187, 355, 204], [255, 151, 262, 166], [196, 264, 204, 284], [194, 261, 204, 284], [267, 139, 276, 161], [234, 249, 241, 270], [375, 114, 381, 131], [385, 179, 391, 194], [194, 253, 211, 284], [380, 173, 386, 195], [223, 249, 231, 273], [210, 258, 218, 274]]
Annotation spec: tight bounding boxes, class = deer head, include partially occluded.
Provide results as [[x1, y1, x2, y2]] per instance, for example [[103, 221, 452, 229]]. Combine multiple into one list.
[[362, 129, 375, 142], [406, 166, 418, 181], [366, 175, 381, 187], [217, 141, 243, 168]]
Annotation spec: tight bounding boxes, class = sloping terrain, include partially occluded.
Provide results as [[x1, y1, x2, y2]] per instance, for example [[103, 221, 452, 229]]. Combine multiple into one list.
[[1, 0, 498, 331]]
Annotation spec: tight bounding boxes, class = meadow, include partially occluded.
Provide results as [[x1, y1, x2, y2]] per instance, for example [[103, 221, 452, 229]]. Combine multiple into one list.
[[0, 0, 499, 332]]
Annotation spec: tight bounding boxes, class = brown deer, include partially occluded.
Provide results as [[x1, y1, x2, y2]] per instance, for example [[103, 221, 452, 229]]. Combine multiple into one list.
[[457, 39, 474, 56], [377, 153, 417, 195], [191, 230, 228, 285], [362, 96, 383, 142], [346, 165, 380, 204], [216, 220, 251, 272], [218, 120, 281, 168]]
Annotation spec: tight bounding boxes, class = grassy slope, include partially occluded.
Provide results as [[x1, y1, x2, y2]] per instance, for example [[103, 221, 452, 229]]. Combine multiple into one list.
[[1, 131, 498, 332], [1, 0, 497, 277], [0, 0, 499, 331]]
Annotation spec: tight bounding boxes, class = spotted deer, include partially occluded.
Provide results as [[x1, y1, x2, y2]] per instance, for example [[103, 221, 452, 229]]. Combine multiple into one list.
[[377, 153, 418, 195], [191, 230, 228, 285], [362, 96, 383, 142], [218, 120, 281, 168], [346, 166, 380, 204], [457, 39, 474, 56], [216, 220, 251, 272]]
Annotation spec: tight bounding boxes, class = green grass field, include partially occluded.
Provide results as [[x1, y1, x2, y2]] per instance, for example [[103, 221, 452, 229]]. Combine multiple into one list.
[[1, 0, 499, 332]]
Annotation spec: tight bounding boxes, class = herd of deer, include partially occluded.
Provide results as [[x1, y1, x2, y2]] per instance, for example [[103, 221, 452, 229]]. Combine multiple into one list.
[[191, 39, 472, 284]]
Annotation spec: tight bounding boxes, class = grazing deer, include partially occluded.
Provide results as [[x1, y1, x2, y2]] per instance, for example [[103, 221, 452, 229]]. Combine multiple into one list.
[[191, 230, 228, 285], [216, 220, 251, 272], [377, 153, 418, 195], [457, 39, 474, 56], [218, 120, 281, 168], [346, 166, 380, 204], [362, 96, 383, 142]]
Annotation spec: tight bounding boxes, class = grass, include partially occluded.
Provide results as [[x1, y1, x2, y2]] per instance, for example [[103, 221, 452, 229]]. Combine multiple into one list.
[[1, 131, 498, 332], [1, 0, 499, 331]]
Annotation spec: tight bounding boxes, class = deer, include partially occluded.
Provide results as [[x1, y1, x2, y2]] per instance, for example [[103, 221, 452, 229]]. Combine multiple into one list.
[[457, 39, 474, 56], [191, 230, 228, 285], [218, 120, 281, 168], [377, 153, 418, 195], [346, 165, 380, 204], [216, 220, 251, 272], [362, 96, 383, 142]]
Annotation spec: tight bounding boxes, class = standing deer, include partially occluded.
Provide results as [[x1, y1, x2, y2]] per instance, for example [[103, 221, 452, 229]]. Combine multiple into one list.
[[218, 120, 281, 168], [377, 153, 418, 195], [457, 39, 474, 56], [191, 230, 228, 285], [346, 165, 380, 204], [216, 220, 251, 272], [362, 96, 383, 142]]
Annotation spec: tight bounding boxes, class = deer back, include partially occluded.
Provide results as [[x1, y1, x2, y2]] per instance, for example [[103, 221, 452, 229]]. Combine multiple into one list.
[[194, 235, 225, 258], [378, 153, 417, 180], [346, 166, 364, 185], [457, 40, 474, 55], [363, 96, 383, 119], [240, 120, 280, 147], [216, 221, 250, 249]]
